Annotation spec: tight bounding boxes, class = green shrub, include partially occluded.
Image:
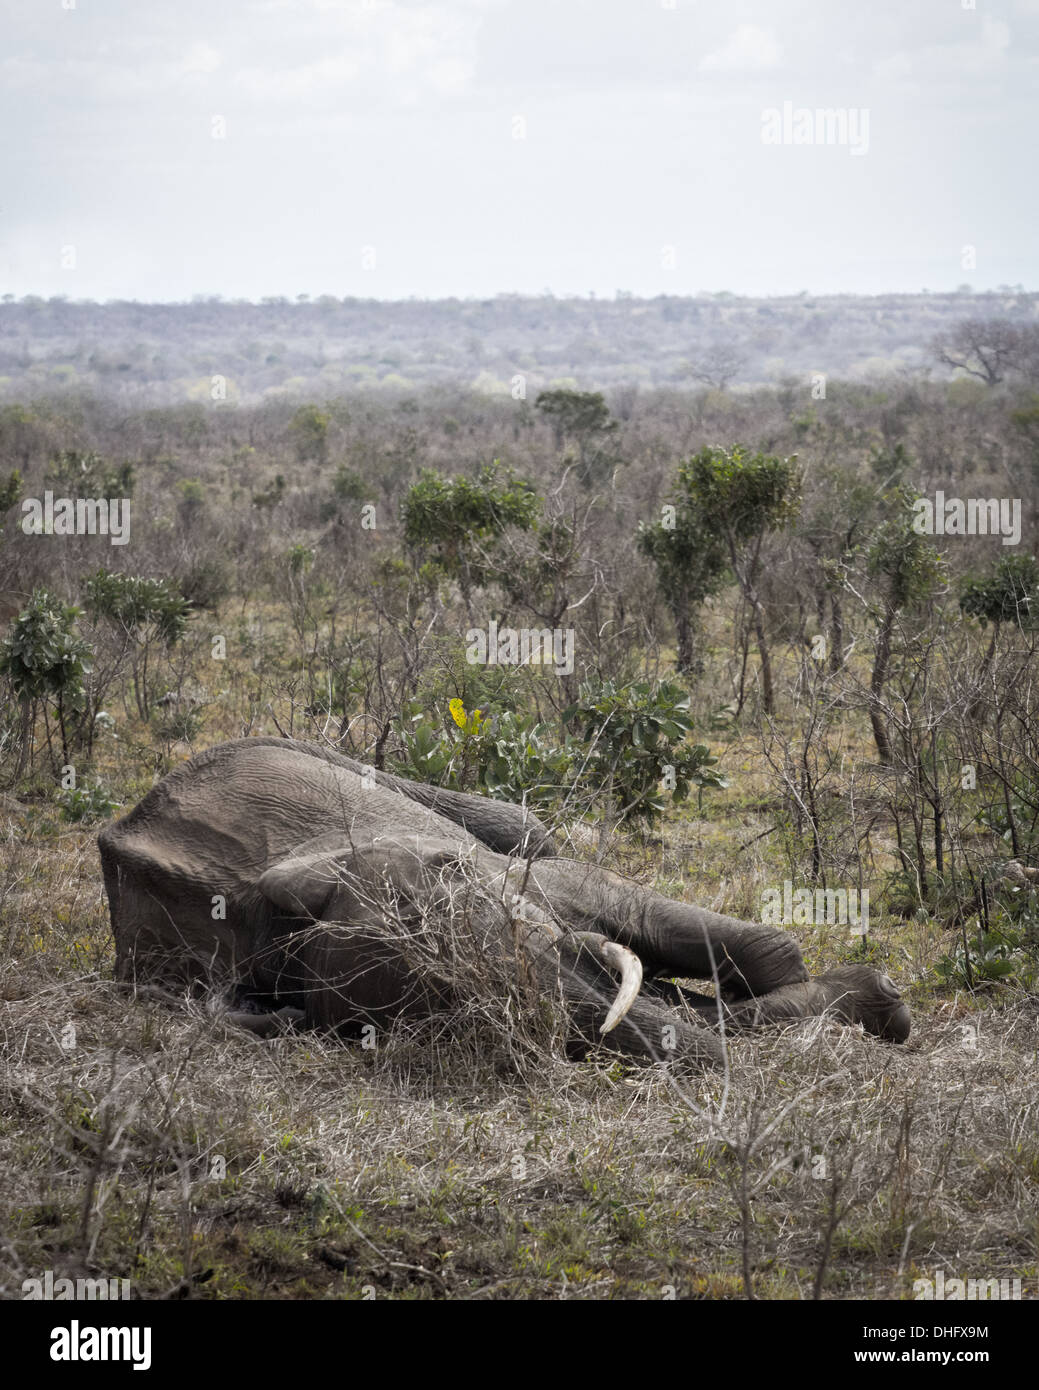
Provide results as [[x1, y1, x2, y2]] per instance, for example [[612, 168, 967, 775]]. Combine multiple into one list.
[[177, 557, 231, 611], [387, 678, 725, 829], [0, 589, 91, 764], [58, 781, 118, 823], [389, 699, 571, 816], [563, 678, 726, 825], [935, 895, 1039, 991], [935, 928, 1032, 990]]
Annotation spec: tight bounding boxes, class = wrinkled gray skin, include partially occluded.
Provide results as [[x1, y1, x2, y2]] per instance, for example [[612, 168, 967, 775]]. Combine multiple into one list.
[[99, 738, 910, 1069]]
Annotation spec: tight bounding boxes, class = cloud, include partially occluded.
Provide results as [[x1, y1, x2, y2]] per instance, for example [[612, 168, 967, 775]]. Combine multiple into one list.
[[0, 2, 481, 115], [232, 3, 479, 106], [182, 43, 221, 75], [2, 41, 221, 105], [234, 55, 363, 101], [874, 16, 1011, 82], [699, 24, 782, 74]]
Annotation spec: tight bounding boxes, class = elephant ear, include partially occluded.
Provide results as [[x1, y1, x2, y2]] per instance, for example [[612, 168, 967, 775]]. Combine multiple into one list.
[[257, 831, 472, 920], [257, 833, 362, 918]]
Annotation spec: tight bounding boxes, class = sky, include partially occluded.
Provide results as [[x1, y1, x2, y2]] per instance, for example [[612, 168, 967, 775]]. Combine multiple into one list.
[[1, 0, 1036, 301]]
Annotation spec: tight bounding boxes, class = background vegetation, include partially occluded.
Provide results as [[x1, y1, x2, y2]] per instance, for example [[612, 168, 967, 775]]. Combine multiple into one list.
[[2, 288, 1037, 400]]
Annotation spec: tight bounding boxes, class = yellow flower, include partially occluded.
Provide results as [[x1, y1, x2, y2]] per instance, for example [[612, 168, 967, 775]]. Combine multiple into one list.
[[449, 698, 467, 728]]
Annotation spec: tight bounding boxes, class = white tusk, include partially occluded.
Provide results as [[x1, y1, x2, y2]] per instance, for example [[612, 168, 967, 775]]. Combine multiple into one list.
[[596, 940, 643, 1035]]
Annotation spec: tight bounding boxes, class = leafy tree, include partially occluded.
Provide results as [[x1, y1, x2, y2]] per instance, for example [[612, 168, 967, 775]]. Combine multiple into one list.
[[799, 462, 881, 674], [176, 477, 206, 526], [289, 404, 331, 464], [865, 491, 945, 763], [638, 502, 728, 673], [177, 556, 230, 613], [535, 388, 614, 440], [252, 474, 286, 509], [401, 463, 539, 615], [287, 543, 314, 577], [673, 446, 801, 714], [959, 553, 1039, 698], [46, 450, 135, 499], [960, 553, 1039, 629], [868, 441, 913, 488], [83, 571, 190, 720], [332, 465, 371, 501], [535, 389, 619, 488], [1010, 393, 1039, 467], [0, 589, 90, 769]]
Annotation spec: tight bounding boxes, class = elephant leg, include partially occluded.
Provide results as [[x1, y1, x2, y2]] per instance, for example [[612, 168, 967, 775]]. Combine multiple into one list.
[[649, 967, 910, 1043], [718, 966, 910, 1042], [526, 860, 808, 999]]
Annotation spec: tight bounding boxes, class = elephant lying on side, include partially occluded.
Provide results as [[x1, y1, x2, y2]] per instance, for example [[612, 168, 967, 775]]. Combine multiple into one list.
[[98, 737, 910, 1069]]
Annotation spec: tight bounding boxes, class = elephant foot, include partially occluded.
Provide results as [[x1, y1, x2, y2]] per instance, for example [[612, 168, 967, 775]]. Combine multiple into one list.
[[724, 965, 910, 1042], [642, 966, 911, 1044], [810, 966, 910, 1043]]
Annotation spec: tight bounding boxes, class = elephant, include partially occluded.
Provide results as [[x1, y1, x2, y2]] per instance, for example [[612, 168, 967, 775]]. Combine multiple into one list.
[[98, 737, 910, 1070]]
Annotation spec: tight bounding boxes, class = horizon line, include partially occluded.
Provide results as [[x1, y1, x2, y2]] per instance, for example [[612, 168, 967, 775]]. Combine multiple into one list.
[[2, 285, 1036, 310]]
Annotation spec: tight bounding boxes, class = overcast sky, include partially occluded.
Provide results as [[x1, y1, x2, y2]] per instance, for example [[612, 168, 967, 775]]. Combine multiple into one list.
[[2, 0, 1036, 301]]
